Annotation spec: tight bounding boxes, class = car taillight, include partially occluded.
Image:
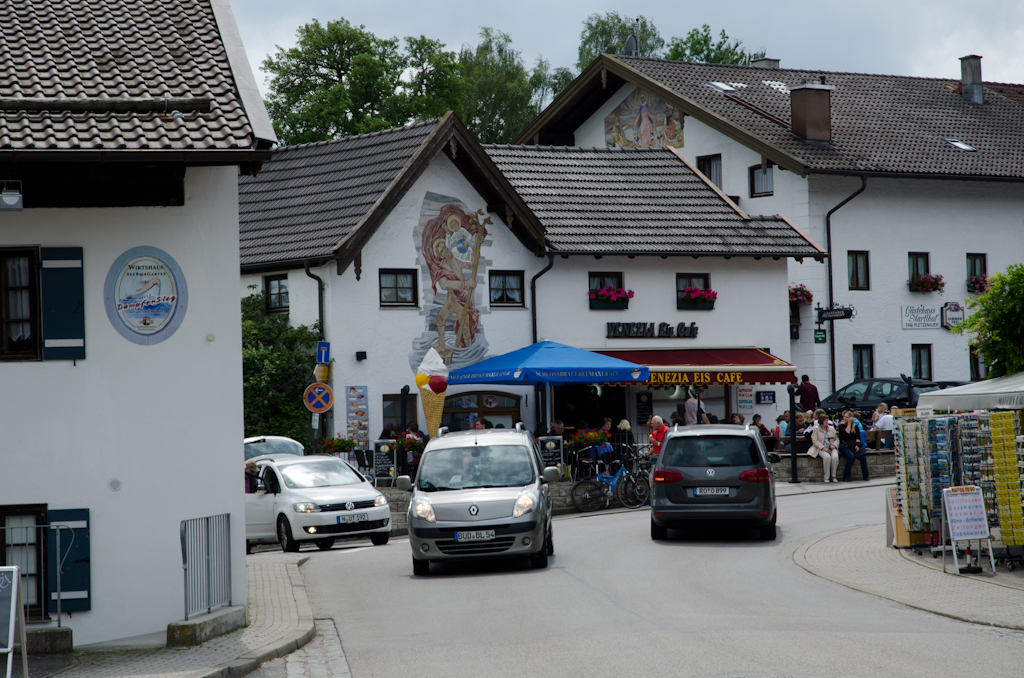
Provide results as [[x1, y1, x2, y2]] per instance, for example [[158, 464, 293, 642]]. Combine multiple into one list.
[[738, 468, 771, 483], [653, 469, 683, 484]]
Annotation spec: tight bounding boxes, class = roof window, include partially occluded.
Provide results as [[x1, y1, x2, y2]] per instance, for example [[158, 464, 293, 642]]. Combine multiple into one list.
[[709, 82, 737, 94], [944, 139, 976, 151]]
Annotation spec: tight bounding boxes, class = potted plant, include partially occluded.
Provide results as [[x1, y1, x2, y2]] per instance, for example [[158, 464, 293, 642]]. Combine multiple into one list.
[[677, 286, 717, 310], [589, 286, 634, 310], [317, 435, 357, 456], [569, 428, 609, 449], [908, 273, 945, 295], [966, 274, 988, 294], [789, 284, 813, 306]]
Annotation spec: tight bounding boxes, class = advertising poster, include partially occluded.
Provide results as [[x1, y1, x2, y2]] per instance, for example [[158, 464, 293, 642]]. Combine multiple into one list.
[[943, 486, 990, 541], [346, 386, 369, 447], [737, 387, 755, 413]]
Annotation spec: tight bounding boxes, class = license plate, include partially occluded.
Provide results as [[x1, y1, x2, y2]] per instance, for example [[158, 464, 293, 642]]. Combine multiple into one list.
[[694, 487, 729, 496], [337, 513, 368, 524], [455, 530, 495, 542]]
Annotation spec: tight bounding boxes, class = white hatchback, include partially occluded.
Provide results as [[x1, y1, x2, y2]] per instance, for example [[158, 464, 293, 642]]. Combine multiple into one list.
[[245, 454, 391, 552]]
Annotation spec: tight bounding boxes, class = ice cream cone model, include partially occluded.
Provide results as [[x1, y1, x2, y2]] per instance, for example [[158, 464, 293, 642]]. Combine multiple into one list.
[[416, 348, 449, 437]]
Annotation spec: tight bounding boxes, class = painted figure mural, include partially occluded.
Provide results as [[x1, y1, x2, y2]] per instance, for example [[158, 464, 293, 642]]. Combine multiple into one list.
[[411, 192, 492, 370], [605, 88, 684, 149]]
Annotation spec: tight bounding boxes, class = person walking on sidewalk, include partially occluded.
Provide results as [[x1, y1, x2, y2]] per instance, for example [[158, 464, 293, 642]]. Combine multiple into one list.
[[838, 410, 869, 481], [810, 412, 840, 482], [795, 374, 821, 412]]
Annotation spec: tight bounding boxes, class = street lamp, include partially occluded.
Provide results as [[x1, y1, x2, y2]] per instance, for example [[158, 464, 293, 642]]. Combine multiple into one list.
[[786, 384, 800, 483]]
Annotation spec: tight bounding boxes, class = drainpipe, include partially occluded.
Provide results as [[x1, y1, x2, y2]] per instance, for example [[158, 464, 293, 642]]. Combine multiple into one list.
[[530, 253, 556, 431], [824, 176, 867, 393], [304, 260, 325, 341]]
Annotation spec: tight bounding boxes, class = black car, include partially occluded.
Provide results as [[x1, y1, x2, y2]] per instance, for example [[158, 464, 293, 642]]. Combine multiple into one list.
[[820, 378, 967, 418]]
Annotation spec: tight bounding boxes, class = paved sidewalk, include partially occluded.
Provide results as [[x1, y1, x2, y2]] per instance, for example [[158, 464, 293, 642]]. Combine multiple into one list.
[[775, 475, 895, 497], [43, 554, 314, 678], [796, 524, 1024, 630]]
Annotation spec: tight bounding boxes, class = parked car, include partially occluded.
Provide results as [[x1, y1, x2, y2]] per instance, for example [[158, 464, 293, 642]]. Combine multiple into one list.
[[819, 378, 967, 418], [245, 453, 390, 552], [650, 424, 780, 541], [244, 435, 304, 460], [396, 424, 560, 576]]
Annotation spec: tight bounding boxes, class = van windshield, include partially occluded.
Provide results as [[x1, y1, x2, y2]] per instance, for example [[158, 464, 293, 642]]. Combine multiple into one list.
[[417, 445, 535, 491], [662, 436, 760, 467]]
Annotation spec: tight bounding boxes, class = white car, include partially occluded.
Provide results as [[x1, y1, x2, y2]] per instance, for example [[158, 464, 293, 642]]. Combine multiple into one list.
[[244, 435, 304, 460], [245, 454, 391, 552]]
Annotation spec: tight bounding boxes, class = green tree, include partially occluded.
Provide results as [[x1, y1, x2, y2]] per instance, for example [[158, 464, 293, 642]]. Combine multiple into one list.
[[404, 36, 469, 121], [458, 28, 540, 144], [529, 58, 576, 111], [242, 289, 321, 450], [665, 25, 766, 65], [576, 12, 665, 72], [956, 264, 1024, 378]]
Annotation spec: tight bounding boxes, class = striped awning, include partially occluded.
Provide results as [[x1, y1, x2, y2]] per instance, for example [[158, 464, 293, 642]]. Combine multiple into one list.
[[594, 348, 797, 386]]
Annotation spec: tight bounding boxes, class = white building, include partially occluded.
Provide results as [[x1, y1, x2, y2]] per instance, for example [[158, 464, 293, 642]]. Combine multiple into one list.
[[518, 53, 1024, 396], [0, 0, 275, 645]]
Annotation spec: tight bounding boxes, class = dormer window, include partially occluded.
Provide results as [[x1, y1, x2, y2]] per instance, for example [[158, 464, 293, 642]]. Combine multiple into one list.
[[708, 82, 737, 94]]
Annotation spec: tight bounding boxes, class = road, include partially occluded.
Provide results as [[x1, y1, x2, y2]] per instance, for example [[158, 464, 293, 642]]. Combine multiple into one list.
[[253, 485, 1024, 677]]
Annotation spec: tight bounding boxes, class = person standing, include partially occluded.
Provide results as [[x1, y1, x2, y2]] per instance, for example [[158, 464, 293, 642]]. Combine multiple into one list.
[[795, 375, 821, 412], [683, 388, 710, 425], [810, 413, 840, 482], [646, 415, 670, 458]]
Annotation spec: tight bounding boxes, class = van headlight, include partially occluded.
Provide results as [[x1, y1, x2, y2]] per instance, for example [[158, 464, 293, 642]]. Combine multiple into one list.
[[513, 493, 536, 518], [293, 502, 320, 513], [411, 498, 435, 523], [374, 494, 388, 507]]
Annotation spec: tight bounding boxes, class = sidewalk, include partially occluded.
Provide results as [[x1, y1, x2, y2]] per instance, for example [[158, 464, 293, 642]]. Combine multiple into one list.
[[27, 553, 314, 678], [796, 524, 1024, 630], [775, 475, 895, 497]]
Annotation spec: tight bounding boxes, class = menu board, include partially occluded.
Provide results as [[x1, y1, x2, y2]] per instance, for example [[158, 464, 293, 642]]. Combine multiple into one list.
[[635, 391, 654, 427], [0, 567, 17, 652], [537, 436, 564, 468], [943, 486, 990, 541], [346, 385, 369, 447], [373, 439, 397, 480]]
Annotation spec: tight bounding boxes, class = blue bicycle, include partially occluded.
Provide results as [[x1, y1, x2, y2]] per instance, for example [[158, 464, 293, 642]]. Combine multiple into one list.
[[570, 446, 651, 511]]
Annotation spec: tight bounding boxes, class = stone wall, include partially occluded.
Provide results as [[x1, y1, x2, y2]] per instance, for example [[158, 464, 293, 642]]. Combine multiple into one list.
[[771, 450, 895, 483]]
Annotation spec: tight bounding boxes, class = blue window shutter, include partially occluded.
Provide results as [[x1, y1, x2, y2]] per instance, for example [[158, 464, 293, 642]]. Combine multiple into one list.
[[40, 247, 85, 360], [47, 509, 91, 613]]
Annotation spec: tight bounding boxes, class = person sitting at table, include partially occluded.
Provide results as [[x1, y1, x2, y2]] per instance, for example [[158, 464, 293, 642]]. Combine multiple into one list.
[[838, 409, 869, 482], [775, 414, 789, 439], [870, 404, 894, 449], [752, 413, 772, 437], [730, 413, 743, 425], [611, 419, 635, 448], [784, 413, 813, 454], [810, 412, 840, 483], [547, 420, 567, 440]]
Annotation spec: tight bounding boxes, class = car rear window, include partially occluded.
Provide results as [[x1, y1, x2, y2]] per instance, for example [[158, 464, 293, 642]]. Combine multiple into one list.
[[662, 436, 760, 467]]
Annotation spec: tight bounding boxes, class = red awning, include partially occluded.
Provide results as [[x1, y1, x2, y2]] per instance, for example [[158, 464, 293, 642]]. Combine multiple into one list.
[[595, 348, 796, 386]]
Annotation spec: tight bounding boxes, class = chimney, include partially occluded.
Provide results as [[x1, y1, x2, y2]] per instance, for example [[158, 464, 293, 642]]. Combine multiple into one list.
[[790, 82, 834, 142], [750, 57, 780, 70], [960, 55, 983, 104]]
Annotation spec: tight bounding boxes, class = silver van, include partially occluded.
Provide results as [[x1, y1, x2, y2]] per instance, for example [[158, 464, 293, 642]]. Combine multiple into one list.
[[650, 424, 780, 540], [396, 425, 560, 575]]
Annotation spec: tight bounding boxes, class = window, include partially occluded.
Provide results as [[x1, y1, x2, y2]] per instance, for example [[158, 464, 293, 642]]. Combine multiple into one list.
[[866, 380, 898, 400], [589, 272, 623, 292], [441, 391, 522, 431], [908, 252, 929, 283], [379, 269, 417, 307], [676, 273, 709, 292], [852, 345, 874, 380], [264, 274, 288, 313], [748, 164, 773, 197], [969, 347, 988, 382], [0, 505, 46, 621], [912, 344, 932, 381], [835, 381, 869, 403], [382, 393, 418, 432], [696, 155, 723, 189], [848, 251, 870, 290], [1, 249, 39, 358], [967, 253, 987, 278], [489, 270, 524, 307]]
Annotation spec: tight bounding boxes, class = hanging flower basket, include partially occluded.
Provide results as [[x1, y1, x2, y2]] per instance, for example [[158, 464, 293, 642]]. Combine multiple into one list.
[[677, 287, 717, 310], [966, 275, 988, 294], [569, 429, 609, 448], [589, 286, 633, 310], [789, 284, 813, 306], [317, 435, 357, 456], [908, 274, 945, 294]]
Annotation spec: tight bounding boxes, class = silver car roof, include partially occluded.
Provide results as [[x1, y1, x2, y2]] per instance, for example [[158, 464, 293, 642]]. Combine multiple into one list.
[[424, 428, 534, 451], [663, 424, 761, 440]]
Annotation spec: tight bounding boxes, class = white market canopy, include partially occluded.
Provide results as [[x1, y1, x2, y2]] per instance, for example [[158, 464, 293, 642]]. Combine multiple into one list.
[[916, 371, 1024, 414]]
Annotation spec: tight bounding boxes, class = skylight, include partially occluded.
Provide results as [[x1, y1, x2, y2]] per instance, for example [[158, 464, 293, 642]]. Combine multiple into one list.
[[708, 82, 737, 94], [944, 139, 977, 151]]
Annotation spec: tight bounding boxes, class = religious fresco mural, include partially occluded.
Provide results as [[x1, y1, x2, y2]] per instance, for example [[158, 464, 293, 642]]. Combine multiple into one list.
[[410, 192, 493, 371], [604, 88, 684, 149]]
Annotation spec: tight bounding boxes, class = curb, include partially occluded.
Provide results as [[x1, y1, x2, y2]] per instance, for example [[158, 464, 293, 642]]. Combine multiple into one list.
[[193, 556, 317, 678], [793, 529, 1024, 632], [775, 478, 895, 497]]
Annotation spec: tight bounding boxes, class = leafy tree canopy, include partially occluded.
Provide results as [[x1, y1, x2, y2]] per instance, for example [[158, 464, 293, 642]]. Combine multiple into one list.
[[242, 288, 321, 450], [665, 24, 766, 65], [576, 12, 664, 72], [956, 264, 1024, 378]]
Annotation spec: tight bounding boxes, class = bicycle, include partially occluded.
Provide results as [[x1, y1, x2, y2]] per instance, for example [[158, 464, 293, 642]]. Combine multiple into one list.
[[618, 445, 653, 509], [570, 446, 651, 511]]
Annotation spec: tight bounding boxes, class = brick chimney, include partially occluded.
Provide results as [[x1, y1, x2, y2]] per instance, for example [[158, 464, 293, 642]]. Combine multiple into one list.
[[960, 55, 983, 104], [750, 57, 780, 69], [790, 82, 834, 142]]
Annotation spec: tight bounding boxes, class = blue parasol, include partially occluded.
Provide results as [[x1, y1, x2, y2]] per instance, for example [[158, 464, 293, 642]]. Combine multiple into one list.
[[448, 341, 649, 385]]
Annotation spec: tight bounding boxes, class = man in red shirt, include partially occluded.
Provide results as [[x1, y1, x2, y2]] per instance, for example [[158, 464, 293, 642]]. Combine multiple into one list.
[[794, 374, 821, 411], [646, 415, 669, 458]]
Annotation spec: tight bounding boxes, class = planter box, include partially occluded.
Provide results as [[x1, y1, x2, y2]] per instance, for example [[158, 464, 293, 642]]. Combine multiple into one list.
[[590, 298, 629, 310], [677, 298, 715, 310]]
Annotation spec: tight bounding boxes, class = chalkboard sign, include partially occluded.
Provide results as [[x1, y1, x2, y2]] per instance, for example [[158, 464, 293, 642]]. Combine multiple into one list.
[[373, 439, 397, 481], [635, 391, 654, 426], [0, 567, 14, 653], [537, 436, 563, 468]]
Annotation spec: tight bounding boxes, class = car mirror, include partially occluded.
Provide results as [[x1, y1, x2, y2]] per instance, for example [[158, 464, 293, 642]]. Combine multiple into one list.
[[768, 453, 782, 464], [396, 475, 412, 491], [542, 466, 560, 483], [256, 482, 267, 493]]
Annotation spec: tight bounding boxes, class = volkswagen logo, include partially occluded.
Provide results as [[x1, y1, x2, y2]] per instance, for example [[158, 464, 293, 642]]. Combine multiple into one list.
[[469, 505, 479, 516], [345, 502, 354, 511], [706, 468, 716, 477]]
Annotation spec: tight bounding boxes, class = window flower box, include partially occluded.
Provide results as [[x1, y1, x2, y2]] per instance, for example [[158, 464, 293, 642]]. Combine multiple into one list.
[[907, 273, 944, 294], [789, 283, 813, 306], [677, 287, 717, 310], [966, 275, 988, 294], [589, 286, 633, 310]]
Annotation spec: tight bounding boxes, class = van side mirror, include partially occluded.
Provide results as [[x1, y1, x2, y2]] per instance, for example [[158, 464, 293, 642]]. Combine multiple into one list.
[[768, 453, 782, 464], [396, 476, 412, 491], [542, 467, 560, 483]]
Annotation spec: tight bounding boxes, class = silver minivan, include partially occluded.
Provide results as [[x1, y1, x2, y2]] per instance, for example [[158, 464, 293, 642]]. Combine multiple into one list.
[[397, 425, 560, 575], [650, 424, 780, 541]]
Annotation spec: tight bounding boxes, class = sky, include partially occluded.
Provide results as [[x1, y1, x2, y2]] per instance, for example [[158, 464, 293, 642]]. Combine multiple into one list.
[[231, 0, 1024, 97]]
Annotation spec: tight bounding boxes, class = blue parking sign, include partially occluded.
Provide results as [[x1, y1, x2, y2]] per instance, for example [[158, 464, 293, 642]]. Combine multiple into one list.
[[317, 341, 330, 364]]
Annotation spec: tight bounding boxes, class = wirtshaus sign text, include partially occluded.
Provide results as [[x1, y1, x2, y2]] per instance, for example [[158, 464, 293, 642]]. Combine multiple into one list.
[[607, 322, 699, 339]]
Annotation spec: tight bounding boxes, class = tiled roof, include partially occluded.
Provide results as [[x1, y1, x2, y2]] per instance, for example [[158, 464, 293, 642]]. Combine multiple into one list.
[[589, 56, 1024, 179], [483, 145, 823, 256], [239, 120, 440, 266], [0, 0, 262, 151]]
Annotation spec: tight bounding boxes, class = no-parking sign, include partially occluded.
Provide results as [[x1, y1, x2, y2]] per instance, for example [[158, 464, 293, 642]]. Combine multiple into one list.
[[303, 383, 334, 413]]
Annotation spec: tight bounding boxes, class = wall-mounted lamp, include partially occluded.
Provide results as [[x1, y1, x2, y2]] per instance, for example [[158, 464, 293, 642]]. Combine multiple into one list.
[[0, 180, 23, 210], [355, 351, 367, 361]]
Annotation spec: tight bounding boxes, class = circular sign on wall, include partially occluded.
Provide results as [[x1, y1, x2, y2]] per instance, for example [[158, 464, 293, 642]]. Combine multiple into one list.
[[104, 246, 188, 345]]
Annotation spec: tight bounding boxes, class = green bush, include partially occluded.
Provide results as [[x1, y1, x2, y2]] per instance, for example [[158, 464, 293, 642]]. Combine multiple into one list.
[[957, 264, 1024, 378]]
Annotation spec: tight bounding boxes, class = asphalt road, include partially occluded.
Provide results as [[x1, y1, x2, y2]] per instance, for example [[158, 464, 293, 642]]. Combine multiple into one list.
[[259, 486, 1024, 678]]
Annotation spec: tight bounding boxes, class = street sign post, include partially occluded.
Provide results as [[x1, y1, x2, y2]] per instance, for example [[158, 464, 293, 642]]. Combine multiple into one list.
[[816, 306, 855, 324], [303, 383, 334, 413], [316, 341, 330, 364]]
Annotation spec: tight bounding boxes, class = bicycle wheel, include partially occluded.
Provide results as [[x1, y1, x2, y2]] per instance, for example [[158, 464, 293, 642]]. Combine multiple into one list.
[[571, 479, 608, 512], [618, 475, 651, 509]]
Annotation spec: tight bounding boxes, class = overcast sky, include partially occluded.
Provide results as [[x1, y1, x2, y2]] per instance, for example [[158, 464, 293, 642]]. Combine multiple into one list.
[[232, 0, 1024, 97]]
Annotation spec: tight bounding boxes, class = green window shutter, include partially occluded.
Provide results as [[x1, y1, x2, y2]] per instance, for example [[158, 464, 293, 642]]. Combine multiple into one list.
[[40, 247, 85, 360]]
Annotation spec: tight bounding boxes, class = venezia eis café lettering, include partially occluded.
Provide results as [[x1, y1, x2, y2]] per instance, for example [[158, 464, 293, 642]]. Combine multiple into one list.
[[605, 319, 742, 384]]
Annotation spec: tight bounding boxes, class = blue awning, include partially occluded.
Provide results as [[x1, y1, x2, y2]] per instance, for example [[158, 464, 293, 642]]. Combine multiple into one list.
[[448, 341, 649, 386]]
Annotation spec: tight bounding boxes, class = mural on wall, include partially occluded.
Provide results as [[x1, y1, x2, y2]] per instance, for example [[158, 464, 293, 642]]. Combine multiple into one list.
[[605, 88, 684, 149], [410, 192, 493, 370]]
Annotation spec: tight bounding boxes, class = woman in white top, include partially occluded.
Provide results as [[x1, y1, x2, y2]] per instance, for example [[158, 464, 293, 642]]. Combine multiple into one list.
[[810, 413, 840, 482]]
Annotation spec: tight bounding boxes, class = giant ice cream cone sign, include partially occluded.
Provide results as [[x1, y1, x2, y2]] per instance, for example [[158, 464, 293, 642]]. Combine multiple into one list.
[[417, 348, 448, 437]]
